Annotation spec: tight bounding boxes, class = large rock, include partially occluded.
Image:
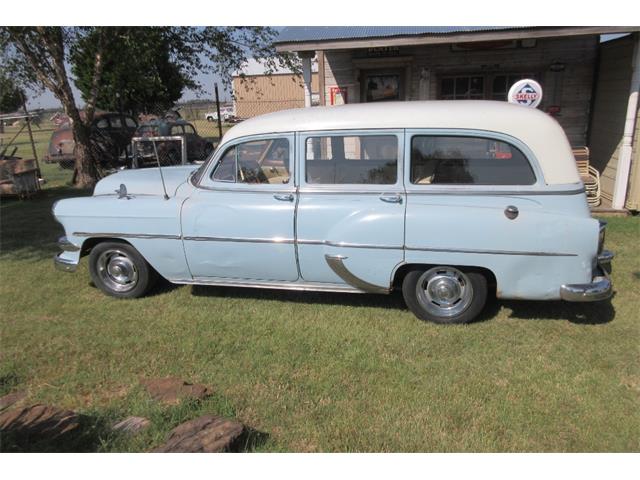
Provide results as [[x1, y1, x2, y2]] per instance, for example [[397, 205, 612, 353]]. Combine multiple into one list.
[[0, 391, 26, 411], [0, 404, 81, 441], [140, 377, 212, 405], [154, 415, 245, 453]]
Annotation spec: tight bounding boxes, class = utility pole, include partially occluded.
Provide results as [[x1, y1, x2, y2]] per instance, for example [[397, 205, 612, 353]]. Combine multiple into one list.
[[214, 83, 223, 142]]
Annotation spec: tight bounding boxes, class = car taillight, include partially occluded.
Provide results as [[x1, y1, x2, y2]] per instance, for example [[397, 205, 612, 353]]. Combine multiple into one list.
[[598, 220, 607, 254]]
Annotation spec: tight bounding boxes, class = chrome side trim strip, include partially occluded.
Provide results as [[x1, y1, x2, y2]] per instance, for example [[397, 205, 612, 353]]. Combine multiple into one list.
[[299, 189, 404, 195], [404, 187, 586, 196], [197, 185, 295, 194], [183, 236, 295, 244], [173, 277, 366, 294], [324, 254, 390, 294], [405, 246, 577, 257], [298, 239, 402, 250], [73, 232, 181, 240], [71, 231, 575, 257]]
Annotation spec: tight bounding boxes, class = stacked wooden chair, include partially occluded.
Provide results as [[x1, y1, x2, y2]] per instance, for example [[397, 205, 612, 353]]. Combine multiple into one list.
[[572, 146, 601, 207]]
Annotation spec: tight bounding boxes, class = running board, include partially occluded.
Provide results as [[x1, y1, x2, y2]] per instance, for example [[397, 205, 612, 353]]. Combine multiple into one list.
[[174, 277, 367, 294], [324, 254, 390, 294]]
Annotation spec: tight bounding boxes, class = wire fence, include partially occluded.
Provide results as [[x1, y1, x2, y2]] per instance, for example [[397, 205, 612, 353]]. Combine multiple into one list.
[[0, 98, 241, 184]]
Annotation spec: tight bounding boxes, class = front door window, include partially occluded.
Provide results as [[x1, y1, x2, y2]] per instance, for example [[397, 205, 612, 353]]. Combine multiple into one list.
[[211, 139, 291, 185]]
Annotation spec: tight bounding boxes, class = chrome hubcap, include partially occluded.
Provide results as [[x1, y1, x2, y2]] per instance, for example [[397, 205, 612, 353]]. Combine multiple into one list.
[[97, 249, 138, 292], [416, 267, 473, 317]]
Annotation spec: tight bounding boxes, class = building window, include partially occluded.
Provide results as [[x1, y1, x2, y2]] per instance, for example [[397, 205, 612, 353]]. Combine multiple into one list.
[[440, 76, 485, 100], [305, 135, 398, 184], [439, 74, 537, 101], [410, 135, 536, 185]]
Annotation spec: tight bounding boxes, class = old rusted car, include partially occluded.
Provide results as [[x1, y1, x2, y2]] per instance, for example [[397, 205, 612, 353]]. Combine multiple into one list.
[[44, 112, 138, 169], [132, 119, 214, 166]]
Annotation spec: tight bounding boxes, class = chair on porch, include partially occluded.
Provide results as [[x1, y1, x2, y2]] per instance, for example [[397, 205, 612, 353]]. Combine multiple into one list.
[[572, 147, 601, 207]]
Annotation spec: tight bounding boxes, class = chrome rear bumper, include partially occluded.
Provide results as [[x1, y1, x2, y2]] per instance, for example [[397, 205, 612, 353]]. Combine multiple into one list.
[[560, 250, 614, 302]]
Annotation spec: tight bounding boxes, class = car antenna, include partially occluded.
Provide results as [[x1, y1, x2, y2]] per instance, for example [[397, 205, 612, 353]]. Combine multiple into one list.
[[152, 140, 170, 200]]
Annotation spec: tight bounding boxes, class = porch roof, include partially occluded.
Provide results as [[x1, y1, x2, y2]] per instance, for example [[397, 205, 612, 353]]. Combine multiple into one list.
[[275, 26, 639, 52]]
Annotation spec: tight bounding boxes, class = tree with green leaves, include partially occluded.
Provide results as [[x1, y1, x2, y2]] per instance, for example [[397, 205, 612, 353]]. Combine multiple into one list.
[[0, 72, 24, 114], [0, 27, 298, 187], [70, 28, 188, 116]]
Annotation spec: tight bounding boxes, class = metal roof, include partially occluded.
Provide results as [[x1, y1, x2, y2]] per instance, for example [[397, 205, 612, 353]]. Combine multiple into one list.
[[276, 26, 524, 44]]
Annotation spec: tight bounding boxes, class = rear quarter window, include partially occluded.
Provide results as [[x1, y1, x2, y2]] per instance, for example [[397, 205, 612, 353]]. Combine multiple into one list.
[[410, 135, 536, 185]]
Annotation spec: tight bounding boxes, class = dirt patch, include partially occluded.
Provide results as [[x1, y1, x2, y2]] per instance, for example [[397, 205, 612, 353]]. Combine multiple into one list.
[[140, 377, 212, 405]]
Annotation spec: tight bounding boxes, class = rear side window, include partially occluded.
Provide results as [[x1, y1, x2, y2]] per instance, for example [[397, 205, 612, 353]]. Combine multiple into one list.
[[410, 136, 536, 185], [124, 117, 137, 128], [305, 135, 398, 184]]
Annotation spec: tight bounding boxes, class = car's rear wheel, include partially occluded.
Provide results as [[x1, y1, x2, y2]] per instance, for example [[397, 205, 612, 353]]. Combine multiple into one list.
[[89, 242, 157, 298], [402, 266, 487, 324]]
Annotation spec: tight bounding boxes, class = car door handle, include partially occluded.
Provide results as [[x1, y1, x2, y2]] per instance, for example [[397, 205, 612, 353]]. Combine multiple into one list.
[[273, 193, 294, 202], [379, 194, 403, 204]]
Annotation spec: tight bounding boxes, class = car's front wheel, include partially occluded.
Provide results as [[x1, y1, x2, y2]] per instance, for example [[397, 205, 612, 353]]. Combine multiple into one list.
[[89, 242, 157, 298], [402, 266, 487, 324]]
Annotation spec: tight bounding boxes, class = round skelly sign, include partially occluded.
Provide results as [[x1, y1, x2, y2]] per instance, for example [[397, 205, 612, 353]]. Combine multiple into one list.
[[508, 79, 543, 108]]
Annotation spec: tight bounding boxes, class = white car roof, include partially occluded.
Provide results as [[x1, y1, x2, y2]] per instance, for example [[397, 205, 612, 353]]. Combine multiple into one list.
[[222, 100, 579, 185]]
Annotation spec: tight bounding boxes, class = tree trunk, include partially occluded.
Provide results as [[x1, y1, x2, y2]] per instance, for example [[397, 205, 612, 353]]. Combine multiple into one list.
[[71, 121, 99, 188]]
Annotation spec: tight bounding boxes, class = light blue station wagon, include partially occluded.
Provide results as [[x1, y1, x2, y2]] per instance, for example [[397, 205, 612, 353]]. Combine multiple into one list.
[[53, 101, 614, 324]]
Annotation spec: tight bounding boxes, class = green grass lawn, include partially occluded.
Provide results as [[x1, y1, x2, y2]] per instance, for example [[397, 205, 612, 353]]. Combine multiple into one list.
[[1, 177, 639, 451]]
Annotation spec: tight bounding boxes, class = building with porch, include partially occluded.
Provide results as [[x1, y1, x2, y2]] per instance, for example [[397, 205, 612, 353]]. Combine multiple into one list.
[[275, 26, 640, 211]]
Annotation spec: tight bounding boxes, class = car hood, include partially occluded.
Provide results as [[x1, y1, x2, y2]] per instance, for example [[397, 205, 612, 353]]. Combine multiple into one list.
[[93, 165, 198, 197]]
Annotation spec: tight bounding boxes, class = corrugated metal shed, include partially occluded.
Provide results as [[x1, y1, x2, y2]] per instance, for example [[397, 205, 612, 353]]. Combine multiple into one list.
[[276, 26, 524, 44]]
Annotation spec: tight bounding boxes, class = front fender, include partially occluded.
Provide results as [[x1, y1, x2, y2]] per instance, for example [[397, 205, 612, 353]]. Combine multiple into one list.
[[53, 194, 191, 280]]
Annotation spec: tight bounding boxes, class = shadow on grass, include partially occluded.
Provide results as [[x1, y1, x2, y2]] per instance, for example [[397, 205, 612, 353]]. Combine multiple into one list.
[[191, 284, 408, 311], [191, 284, 616, 325], [0, 185, 90, 261], [234, 426, 270, 452], [0, 413, 115, 453]]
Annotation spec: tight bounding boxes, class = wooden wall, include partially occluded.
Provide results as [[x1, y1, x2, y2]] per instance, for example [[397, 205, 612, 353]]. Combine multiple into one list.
[[232, 73, 319, 118], [323, 36, 598, 146], [589, 35, 639, 209]]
